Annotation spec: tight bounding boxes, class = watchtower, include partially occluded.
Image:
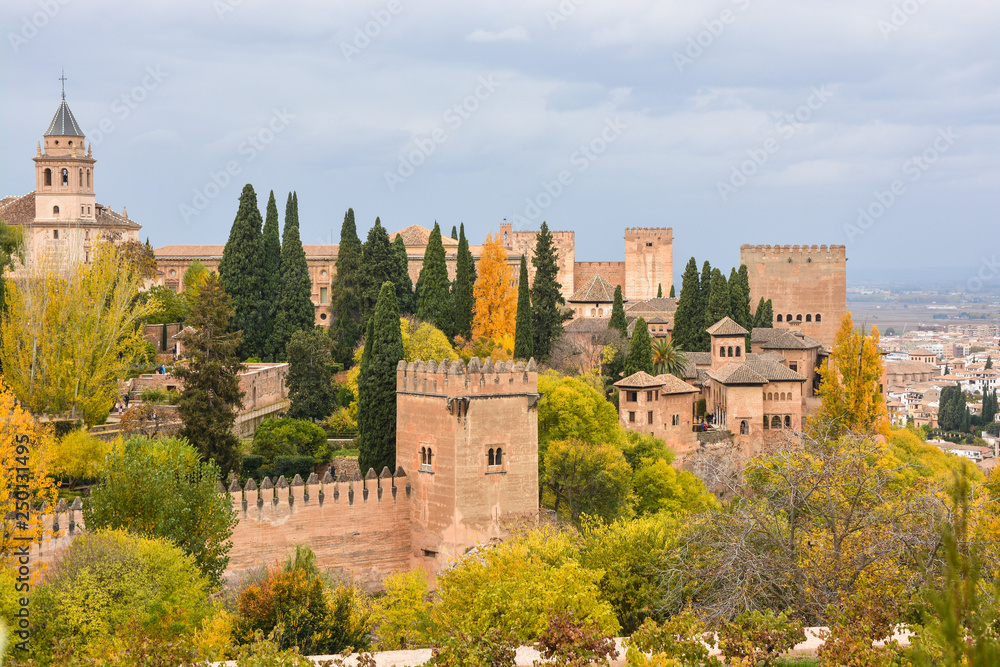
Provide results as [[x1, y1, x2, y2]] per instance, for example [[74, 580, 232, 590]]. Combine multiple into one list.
[[624, 227, 673, 302], [395, 357, 540, 569]]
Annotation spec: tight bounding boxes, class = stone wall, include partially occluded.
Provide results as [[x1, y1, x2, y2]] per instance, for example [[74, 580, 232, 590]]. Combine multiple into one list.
[[740, 244, 847, 349], [500, 224, 576, 299], [624, 228, 673, 302], [574, 261, 625, 293]]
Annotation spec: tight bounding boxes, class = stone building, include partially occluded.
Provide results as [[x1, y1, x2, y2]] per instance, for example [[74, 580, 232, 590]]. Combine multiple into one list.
[[740, 244, 847, 349], [0, 93, 141, 269], [567, 274, 617, 318], [614, 371, 699, 457]]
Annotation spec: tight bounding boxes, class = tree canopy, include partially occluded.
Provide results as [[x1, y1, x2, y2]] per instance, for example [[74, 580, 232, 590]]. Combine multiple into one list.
[[530, 222, 569, 361], [358, 282, 404, 474], [416, 222, 453, 337], [218, 184, 265, 358], [514, 255, 534, 360], [329, 208, 364, 366], [472, 232, 516, 341]]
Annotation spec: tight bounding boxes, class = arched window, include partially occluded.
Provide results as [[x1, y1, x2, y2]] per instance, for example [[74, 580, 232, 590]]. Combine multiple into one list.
[[763, 416, 769, 430], [86, 169, 91, 188], [740, 420, 749, 435], [771, 415, 781, 429], [776, 314, 782, 322], [735, 346, 741, 357], [79, 168, 84, 186], [597, 308, 603, 317], [805, 314, 812, 322], [52, 206, 59, 215], [591, 308, 597, 317], [784, 415, 792, 429], [787, 314, 793, 322], [727, 346, 733, 357], [766, 392, 772, 401], [488, 448, 495, 466], [495, 448, 503, 465], [420, 447, 427, 465], [44, 168, 52, 186], [427, 448, 433, 466], [796, 314, 802, 321], [61, 168, 68, 186], [720, 346, 727, 357], [815, 314, 821, 322]]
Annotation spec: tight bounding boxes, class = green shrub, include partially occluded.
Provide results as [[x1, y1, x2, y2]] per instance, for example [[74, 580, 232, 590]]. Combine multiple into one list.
[[626, 611, 721, 667], [718, 609, 804, 666], [430, 629, 516, 667], [272, 455, 315, 481], [535, 612, 617, 667], [251, 418, 327, 462], [139, 387, 179, 405]]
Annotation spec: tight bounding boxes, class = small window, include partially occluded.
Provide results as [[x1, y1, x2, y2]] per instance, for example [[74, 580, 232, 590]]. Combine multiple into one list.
[[320, 287, 328, 304], [52, 206, 59, 216], [319, 312, 327, 321], [86, 170, 91, 188], [815, 314, 821, 322], [629, 411, 636, 423], [647, 410, 653, 424], [720, 346, 727, 357], [771, 415, 781, 429], [44, 168, 52, 186], [495, 447, 503, 465], [796, 314, 802, 322], [776, 314, 782, 322], [646, 242, 653, 247], [671, 414, 680, 426], [488, 448, 495, 466], [785, 415, 792, 429], [740, 420, 749, 435], [787, 314, 793, 322], [727, 346, 733, 357], [806, 314, 812, 322], [53, 229, 59, 238], [420, 447, 427, 465], [735, 346, 741, 357], [764, 416, 769, 430], [790, 362, 798, 372], [626, 391, 637, 402], [646, 391, 653, 402], [79, 168, 84, 186], [61, 168, 68, 186]]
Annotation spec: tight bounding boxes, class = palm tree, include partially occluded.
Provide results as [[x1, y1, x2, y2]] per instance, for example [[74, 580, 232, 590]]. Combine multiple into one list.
[[653, 337, 687, 378]]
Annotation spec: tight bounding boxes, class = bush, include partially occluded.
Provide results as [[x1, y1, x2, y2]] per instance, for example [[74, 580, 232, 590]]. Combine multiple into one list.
[[252, 418, 327, 462], [371, 569, 434, 649], [272, 455, 316, 481], [535, 612, 617, 667], [50, 430, 109, 482], [241, 454, 266, 482], [718, 609, 804, 666], [430, 629, 516, 667], [139, 387, 179, 405], [626, 611, 721, 667], [324, 406, 358, 435], [25, 530, 211, 662]]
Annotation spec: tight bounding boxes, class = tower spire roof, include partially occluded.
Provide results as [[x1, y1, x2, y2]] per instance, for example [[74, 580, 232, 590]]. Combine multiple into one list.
[[44, 99, 84, 137]]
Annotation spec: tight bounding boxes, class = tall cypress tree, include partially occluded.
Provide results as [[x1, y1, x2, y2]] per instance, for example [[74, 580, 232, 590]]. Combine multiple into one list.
[[450, 225, 458, 240], [260, 190, 282, 361], [330, 209, 364, 367], [669, 284, 675, 298], [513, 255, 533, 359], [218, 184, 264, 359], [360, 217, 396, 331], [391, 234, 415, 315], [730, 264, 752, 332], [705, 268, 730, 328], [624, 317, 653, 376], [672, 258, 701, 352], [357, 282, 404, 475], [416, 222, 453, 336], [453, 223, 476, 341], [530, 221, 569, 361], [657, 283, 663, 298], [609, 285, 628, 339], [697, 260, 713, 352], [270, 192, 314, 360]]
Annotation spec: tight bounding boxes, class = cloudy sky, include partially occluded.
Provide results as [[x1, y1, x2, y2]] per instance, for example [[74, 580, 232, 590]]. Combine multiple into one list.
[[2, 0, 997, 283]]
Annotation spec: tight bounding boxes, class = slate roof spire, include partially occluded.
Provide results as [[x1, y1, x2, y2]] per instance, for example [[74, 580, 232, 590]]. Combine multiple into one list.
[[44, 94, 85, 138]]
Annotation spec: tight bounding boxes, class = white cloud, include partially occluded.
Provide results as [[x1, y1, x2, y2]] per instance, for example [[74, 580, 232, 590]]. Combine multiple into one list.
[[465, 26, 529, 43]]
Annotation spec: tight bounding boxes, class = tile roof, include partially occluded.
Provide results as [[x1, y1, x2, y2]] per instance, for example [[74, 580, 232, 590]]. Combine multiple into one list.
[[625, 297, 678, 314], [44, 99, 85, 137], [654, 373, 700, 394], [155, 244, 340, 260], [390, 224, 459, 247], [709, 358, 807, 384], [760, 330, 822, 350], [569, 274, 617, 303], [706, 316, 749, 337], [564, 317, 614, 334], [0, 192, 36, 225], [614, 371, 664, 388], [95, 204, 141, 230], [886, 361, 939, 375], [751, 327, 784, 344]]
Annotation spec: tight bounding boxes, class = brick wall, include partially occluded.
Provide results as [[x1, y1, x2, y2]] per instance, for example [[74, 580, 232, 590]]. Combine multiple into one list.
[[574, 261, 625, 293]]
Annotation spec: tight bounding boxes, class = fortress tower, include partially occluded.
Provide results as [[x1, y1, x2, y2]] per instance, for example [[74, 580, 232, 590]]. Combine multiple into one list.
[[625, 228, 673, 302], [396, 357, 540, 568], [740, 244, 847, 349], [499, 222, 576, 300]]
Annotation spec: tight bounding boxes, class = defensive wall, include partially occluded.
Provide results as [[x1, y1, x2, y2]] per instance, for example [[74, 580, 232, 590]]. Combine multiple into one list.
[[574, 261, 625, 294], [625, 227, 673, 302], [740, 244, 847, 349]]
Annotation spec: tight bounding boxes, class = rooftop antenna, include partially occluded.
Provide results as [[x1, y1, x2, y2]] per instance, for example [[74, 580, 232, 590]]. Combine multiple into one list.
[[59, 69, 67, 99]]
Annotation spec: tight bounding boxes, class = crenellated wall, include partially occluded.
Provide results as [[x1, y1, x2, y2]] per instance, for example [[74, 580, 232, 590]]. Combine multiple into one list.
[[624, 227, 673, 302], [574, 261, 625, 293]]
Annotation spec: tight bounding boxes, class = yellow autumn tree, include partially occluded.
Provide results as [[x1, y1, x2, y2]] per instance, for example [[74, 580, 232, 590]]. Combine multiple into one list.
[[809, 311, 889, 437], [0, 240, 158, 425], [0, 380, 58, 573], [471, 233, 516, 341]]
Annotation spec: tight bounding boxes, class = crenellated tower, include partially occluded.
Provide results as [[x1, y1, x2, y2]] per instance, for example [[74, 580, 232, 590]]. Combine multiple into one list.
[[624, 227, 673, 302]]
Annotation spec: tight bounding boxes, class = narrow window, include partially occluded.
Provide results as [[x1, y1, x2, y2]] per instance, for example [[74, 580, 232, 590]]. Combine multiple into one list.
[[735, 346, 741, 357], [728, 346, 733, 357], [61, 168, 68, 185], [495, 448, 503, 465], [488, 448, 495, 466], [79, 168, 83, 186], [776, 314, 782, 322], [815, 314, 821, 322], [787, 314, 793, 322], [427, 448, 433, 466], [320, 287, 328, 304], [785, 415, 792, 429], [87, 170, 91, 188], [740, 420, 749, 435], [44, 168, 52, 186], [720, 346, 726, 357], [764, 416, 770, 430], [81, 205, 85, 215], [672, 414, 680, 426], [806, 314, 812, 322], [53, 228, 59, 238], [52, 207, 59, 216], [629, 411, 636, 423], [646, 390, 653, 402], [647, 410, 653, 424], [420, 447, 426, 465], [796, 314, 802, 322]]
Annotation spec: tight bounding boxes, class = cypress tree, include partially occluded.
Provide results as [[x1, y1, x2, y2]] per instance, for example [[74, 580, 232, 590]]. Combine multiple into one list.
[[391, 234, 415, 315], [758, 299, 774, 328], [669, 284, 675, 298], [270, 192, 314, 360], [357, 282, 404, 474], [530, 221, 570, 361], [730, 265, 752, 330], [657, 283, 663, 298], [286, 328, 335, 422], [624, 317, 653, 376], [360, 217, 396, 330], [453, 223, 476, 340], [672, 258, 701, 351], [330, 209, 364, 367], [514, 255, 533, 359], [218, 184, 264, 359], [451, 225, 458, 240], [416, 222, 453, 336], [705, 268, 730, 328], [609, 285, 628, 338], [260, 190, 282, 361], [697, 260, 713, 351]]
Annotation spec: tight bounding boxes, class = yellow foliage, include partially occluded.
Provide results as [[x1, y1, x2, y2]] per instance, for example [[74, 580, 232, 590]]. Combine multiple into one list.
[[401, 318, 459, 363], [191, 605, 236, 661], [50, 429, 110, 480], [370, 569, 434, 649], [0, 380, 58, 574], [471, 233, 516, 341]]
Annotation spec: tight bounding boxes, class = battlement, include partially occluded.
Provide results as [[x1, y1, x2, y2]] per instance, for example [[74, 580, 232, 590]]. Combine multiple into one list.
[[740, 244, 847, 260], [396, 357, 539, 398], [624, 227, 673, 239], [228, 467, 410, 516]]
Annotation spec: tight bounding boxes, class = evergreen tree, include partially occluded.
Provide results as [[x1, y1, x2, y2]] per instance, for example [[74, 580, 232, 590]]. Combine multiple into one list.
[[360, 218, 396, 329], [329, 209, 364, 367], [270, 193, 314, 360], [514, 255, 533, 360], [983, 389, 998, 425], [416, 222, 454, 337], [391, 234, 415, 315], [357, 282, 404, 475], [530, 221, 570, 361], [452, 223, 476, 340], [697, 260, 713, 351], [657, 283, 663, 298], [608, 285, 628, 339], [672, 258, 702, 351], [669, 284, 675, 298], [624, 316, 653, 376], [174, 273, 243, 475], [987, 356, 994, 370], [754, 298, 774, 329], [705, 268, 730, 328], [286, 328, 335, 422], [218, 184, 264, 359], [260, 190, 282, 361], [729, 265, 752, 330], [450, 225, 458, 240]]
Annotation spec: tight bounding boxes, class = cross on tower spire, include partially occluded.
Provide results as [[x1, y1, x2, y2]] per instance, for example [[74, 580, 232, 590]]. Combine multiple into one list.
[[59, 70, 67, 99]]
